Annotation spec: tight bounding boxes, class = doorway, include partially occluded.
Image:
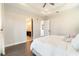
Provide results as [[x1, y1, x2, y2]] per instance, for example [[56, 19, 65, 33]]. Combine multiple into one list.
[[25, 18, 33, 56], [40, 20, 50, 37], [26, 18, 33, 42]]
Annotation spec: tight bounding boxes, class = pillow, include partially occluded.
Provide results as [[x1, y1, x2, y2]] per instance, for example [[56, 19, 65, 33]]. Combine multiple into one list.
[[64, 33, 76, 42], [71, 34, 79, 51], [66, 33, 76, 38]]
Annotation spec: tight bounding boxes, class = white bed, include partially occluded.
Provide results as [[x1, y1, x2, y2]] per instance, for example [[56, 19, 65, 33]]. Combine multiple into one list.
[[31, 35, 79, 56]]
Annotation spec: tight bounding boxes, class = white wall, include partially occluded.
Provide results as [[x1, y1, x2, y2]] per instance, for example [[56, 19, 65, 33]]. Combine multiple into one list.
[[2, 4, 28, 47], [3, 10, 26, 47], [50, 7, 79, 36]]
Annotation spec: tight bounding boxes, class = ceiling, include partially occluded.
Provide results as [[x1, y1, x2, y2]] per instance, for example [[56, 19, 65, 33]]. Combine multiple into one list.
[[18, 3, 66, 16], [4, 3, 79, 17]]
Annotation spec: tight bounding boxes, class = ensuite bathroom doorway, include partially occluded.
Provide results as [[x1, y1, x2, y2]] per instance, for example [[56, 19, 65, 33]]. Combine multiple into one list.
[[26, 18, 33, 42]]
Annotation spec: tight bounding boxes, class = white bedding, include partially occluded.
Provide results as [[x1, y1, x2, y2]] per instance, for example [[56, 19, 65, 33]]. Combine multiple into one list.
[[31, 35, 79, 56]]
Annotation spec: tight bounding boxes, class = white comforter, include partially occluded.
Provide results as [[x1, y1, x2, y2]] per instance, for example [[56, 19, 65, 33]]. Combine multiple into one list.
[[31, 35, 79, 56]]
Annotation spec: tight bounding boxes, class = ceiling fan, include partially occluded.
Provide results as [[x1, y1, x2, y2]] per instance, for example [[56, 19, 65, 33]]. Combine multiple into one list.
[[43, 3, 55, 8]]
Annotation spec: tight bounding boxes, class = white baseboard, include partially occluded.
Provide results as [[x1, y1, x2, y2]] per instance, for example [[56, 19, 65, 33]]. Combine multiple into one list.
[[5, 41, 26, 48]]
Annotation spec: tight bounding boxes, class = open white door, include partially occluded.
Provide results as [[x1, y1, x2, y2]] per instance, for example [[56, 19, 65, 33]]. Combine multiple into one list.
[[0, 3, 5, 55], [40, 20, 50, 36], [40, 20, 44, 36], [44, 20, 50, 36]]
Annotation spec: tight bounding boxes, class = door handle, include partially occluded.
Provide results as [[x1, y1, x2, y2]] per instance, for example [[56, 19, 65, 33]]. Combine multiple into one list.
[[0, 29, 3, 31]]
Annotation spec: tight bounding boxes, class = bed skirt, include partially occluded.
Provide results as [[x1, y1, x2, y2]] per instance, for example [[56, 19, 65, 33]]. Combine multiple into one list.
[[32, 48, 41, 56]]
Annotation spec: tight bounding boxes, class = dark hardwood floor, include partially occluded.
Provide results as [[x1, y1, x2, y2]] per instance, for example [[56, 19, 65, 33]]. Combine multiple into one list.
[[5, 36, 33, 56]]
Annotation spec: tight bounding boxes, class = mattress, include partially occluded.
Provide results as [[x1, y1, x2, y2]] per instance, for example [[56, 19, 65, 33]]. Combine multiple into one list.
[[31, 35, 79, 56]]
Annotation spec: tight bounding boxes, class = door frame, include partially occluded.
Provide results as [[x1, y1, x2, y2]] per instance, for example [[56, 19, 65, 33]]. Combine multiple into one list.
[[31, 18, 33, 40]]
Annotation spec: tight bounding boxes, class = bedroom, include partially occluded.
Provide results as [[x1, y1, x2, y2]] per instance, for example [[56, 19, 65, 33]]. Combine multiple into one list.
[[0, 3, 79, 56]]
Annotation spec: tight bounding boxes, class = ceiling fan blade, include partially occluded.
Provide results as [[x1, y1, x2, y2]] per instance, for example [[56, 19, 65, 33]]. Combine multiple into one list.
[[50, 3, 55, 5], [43, 3, 46, 8]]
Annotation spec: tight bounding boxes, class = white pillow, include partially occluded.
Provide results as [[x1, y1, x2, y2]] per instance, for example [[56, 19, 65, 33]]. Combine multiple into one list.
[[71, 34, 79, 51]]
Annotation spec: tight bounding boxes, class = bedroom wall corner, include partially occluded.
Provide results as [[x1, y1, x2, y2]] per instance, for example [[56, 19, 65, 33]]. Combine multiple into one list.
[[50, 7, 79, 36]]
